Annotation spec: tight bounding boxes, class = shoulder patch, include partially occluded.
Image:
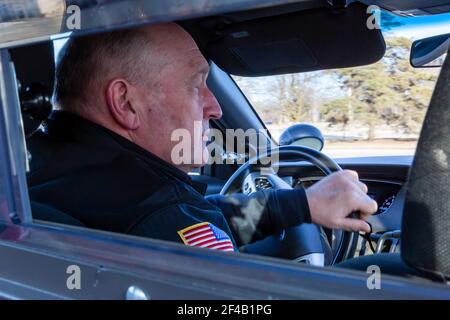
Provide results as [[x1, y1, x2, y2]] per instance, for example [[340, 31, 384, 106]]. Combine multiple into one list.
[[177, 222, 234, 252]]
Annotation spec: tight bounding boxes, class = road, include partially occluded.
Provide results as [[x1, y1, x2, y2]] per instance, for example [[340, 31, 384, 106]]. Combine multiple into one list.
[[322, 139, 417, 158]]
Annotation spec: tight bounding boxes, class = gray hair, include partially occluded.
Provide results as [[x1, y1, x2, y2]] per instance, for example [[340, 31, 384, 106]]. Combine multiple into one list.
[[54, 27, 153, 113]]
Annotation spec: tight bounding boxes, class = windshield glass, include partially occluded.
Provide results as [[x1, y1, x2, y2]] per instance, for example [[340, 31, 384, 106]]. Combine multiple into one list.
[[233, 10, 450, 158]]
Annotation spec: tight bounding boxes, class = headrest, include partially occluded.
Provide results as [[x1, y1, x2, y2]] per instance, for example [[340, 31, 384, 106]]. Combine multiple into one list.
[[401, 46, 450, 281]]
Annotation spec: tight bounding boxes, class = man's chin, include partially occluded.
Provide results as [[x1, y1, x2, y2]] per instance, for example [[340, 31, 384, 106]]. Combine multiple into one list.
[[180, 145, 209, 171], [170, 140, 210, 171], [192, 145, 209, 168]]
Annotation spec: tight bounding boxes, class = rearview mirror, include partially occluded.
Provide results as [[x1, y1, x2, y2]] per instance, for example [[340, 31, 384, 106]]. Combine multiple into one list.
[[279, 123, 324, 151], [410, 33, 450, 68]]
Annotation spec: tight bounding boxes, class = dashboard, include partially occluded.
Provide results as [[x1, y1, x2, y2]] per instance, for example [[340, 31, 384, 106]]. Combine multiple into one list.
[[196, 155, 411, 237], [279, 156, 412, 255], [194, 155, 411, 258], [292, 176, 405, 255]]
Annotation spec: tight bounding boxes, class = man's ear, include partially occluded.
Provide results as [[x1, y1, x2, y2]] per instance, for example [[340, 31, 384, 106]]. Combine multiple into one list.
[[105, 79, 140, 130]]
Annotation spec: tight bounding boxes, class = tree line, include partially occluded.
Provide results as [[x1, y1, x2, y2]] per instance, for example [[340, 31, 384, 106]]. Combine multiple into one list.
[[234, 37, 439, 140]]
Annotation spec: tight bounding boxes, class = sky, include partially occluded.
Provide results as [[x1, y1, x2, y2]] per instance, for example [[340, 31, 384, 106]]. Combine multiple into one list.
[[383, 11, 450, 39]]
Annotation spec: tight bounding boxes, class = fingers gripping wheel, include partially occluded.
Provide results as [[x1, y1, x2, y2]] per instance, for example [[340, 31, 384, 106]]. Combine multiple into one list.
[[220, 145, 358, 266]]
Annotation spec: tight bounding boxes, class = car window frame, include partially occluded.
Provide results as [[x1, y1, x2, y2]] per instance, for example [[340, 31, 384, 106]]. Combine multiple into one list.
[[2, 40, 450, 299]]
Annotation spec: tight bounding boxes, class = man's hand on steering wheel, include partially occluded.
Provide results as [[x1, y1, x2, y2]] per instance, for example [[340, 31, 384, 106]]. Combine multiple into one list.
[[220, 146, 379, 264], [305, 170, 378, 233]]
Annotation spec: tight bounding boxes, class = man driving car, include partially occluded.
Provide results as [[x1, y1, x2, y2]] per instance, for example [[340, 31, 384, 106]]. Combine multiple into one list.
[[27, 23, 377, 252]]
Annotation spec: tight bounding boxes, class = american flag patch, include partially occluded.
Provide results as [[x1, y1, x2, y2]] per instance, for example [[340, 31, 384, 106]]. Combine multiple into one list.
[[177, 222, 235, 252]]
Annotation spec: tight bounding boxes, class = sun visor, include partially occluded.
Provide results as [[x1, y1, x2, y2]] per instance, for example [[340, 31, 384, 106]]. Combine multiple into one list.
[[183, 2, 386, 76]]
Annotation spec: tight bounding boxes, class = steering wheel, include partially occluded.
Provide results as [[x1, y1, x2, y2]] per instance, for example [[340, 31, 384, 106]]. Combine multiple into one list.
[[220, 145, 358, 266]]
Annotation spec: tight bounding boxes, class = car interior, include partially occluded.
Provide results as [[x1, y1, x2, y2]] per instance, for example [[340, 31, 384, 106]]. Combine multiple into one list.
[[5, 0, 450, 285]]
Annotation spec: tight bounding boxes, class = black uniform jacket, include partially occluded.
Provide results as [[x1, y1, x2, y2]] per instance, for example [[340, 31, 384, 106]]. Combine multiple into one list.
[[27, 111, 312, 252]]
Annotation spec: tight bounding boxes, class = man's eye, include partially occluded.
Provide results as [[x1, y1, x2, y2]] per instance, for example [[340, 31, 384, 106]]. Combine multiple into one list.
[[194, 83, 203, 92]]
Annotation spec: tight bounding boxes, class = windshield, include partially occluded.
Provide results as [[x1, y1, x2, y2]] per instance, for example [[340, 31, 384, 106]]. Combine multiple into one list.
[[233, 10, 450, 158]]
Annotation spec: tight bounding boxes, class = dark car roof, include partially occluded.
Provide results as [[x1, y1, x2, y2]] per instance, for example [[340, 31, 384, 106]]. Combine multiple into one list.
[[1, 0, 450, 49]]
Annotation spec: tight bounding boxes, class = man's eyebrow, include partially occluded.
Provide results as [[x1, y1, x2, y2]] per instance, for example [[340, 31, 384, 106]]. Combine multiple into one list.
[[197, 65, 210, 77], [190, 65, 210, 81]]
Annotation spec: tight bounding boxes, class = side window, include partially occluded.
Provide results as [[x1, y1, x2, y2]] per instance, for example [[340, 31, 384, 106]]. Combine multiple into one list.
[[53, 37, 69, 64]]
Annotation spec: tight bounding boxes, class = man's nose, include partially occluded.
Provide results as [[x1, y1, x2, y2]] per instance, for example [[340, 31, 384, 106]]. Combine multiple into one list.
[[203, 88, 222, 120]]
